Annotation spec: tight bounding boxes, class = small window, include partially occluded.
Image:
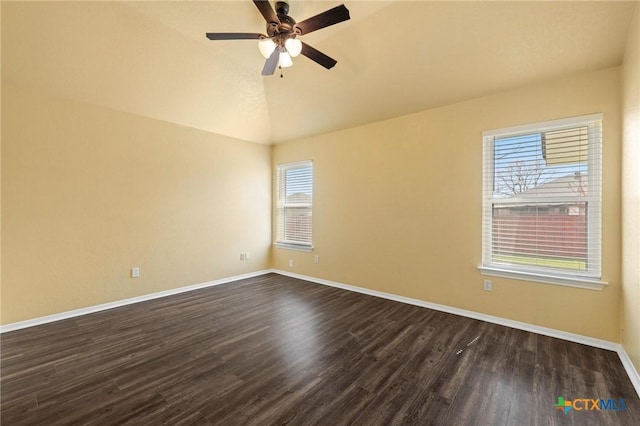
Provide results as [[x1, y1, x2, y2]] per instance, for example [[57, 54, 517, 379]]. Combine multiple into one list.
[[275, 161, 313, 251], [480, 114, 604, 289]]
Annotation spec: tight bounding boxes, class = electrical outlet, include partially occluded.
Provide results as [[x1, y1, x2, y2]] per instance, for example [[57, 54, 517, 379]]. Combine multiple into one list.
[[240, 253, 246, 261], [483, 279, 492, 291], [131, 267, 140, 278], [289, 259, 294, 268], [314, 255, 319, 263], [245, 252, 251, 260]]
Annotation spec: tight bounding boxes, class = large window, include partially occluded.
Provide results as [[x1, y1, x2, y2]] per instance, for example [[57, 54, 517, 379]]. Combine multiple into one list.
[[275, 160, 313, 250], [481, 114, 604, 289]]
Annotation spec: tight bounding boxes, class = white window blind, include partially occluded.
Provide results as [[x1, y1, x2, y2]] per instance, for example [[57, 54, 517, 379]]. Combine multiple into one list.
[[275, 161, 313, 249], [481, 114, 602, 284]]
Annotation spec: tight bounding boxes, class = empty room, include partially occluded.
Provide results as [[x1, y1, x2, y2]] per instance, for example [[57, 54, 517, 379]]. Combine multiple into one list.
[[2, 0, 640, 424]]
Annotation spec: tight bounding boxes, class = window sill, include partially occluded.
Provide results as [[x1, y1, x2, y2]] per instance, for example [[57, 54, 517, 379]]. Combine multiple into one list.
[[274, 243, 314, 253], [478, 266, 607, 290]]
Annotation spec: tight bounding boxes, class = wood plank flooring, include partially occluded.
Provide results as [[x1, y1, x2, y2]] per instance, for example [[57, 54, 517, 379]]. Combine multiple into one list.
[[2, 273, 639, 425]]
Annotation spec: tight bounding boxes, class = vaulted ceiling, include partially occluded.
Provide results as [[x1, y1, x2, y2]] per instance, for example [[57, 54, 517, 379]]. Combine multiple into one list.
[[2, 1, 637, 144]]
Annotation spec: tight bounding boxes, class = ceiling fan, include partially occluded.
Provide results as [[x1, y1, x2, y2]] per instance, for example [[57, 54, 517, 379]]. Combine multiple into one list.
[[206, 0, 350, 76]]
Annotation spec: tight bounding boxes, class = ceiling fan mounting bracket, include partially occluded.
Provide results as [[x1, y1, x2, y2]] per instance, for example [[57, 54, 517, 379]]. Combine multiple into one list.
[[266, 1, 299, 38], [275, 1, 289, 16]]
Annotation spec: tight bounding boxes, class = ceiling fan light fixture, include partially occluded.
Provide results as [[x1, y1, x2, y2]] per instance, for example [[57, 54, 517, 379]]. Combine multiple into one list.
[[279, 50, 294, 68], [258, 38, 277, 58], [285, 38, 302, 57], [206, 1, 351, 75]]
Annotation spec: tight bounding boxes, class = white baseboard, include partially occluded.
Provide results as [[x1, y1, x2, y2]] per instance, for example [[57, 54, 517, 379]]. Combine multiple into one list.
[[273, 270, 617, 349], [0, 270, 272, 334], [3, 268, 638, 398], [273, 269, 640, 398], [617, 346, 640, 398]]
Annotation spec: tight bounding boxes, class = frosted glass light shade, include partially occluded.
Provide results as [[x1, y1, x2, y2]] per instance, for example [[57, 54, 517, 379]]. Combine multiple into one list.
[[285, 38, 302, 57], [258, 39, 276, 58], [279, 51, 293, 68]]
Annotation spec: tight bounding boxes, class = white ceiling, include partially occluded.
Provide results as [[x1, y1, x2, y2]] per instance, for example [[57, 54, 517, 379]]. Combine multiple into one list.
[[2, 1, 637, 144]]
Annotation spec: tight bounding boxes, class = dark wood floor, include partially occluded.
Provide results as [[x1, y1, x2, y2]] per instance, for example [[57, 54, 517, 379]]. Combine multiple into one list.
[[2, 273, 639, 425]]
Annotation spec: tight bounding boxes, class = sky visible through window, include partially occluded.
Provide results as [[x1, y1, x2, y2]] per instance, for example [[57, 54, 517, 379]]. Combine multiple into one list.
[[493, 132, 585, 199], [285, 166, 313, 197]]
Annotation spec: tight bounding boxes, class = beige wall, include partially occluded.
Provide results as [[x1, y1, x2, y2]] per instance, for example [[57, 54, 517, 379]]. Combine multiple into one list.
[[0, 0, 633, 350], [1, 84, 271, 324], [0, 2, 3, 316], [2, 67, 626, 343], [273, 67, 622, 341], [622, 4, 640, 372]]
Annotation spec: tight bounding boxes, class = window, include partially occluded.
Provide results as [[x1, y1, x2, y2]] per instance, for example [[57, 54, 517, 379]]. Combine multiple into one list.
[[275, 160, 313, 251], [480, 114, 605, 289]]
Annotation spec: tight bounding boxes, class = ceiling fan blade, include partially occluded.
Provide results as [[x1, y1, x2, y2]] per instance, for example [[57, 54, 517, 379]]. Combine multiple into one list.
[[295, 4, 350, 35], [206, 33, 265, 40], [262, 48, 280, 75], [253, 0, 280, 25], [300, 42, 337, 69]]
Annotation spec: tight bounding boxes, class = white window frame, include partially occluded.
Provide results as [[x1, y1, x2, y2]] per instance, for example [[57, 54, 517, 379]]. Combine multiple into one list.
[[274, 160, 314, 252], [479, 114, 607, 290]]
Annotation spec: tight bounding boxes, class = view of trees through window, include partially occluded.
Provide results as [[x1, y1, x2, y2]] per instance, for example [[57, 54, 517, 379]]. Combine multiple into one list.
[[492, 127, 589, 271]]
